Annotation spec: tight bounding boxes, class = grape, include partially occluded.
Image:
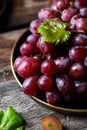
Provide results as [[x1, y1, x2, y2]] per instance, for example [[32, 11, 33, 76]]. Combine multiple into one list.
[[22, 76, 39, 95], [69, 46, 87, 61], [69, 62, 86, 79], [74, 0, 87, 8], [54, 57, 72, 73], [37, 36, 54, 54], [29, 19, 42, 34], [41, 59, 57, 76], [61, 7, 78, 22], [46, 90, 62, 106], [21, 34, 40, 55], [17, 57, 40, 78], [38, 7, 57, 21], [56, 0, 69, 11], [72, 34, 87, 46], [80, 7, 87, 17], [74, 80, 87, 94], [55, 75, 74, 94], [38, 75, 53, 91], [14, 55, 27, 72], [75, 18, 87, 31], [70, 14, 81, 30]]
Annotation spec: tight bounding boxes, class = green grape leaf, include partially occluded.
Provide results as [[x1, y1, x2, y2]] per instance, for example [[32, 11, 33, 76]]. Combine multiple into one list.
[[0, 107, 24, 130], [38, 19, 71, 43]]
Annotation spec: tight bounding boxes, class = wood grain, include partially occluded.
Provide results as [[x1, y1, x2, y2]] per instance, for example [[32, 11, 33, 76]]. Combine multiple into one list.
[[0, 80, 87, 130]]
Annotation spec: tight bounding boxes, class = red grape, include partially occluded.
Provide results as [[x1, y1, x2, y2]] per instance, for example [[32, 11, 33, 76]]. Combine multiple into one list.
[[46, 90, 62, 106], [72, 34, 87, 46], [69, 62, 86, 79], [69, 46, 87, 61], [38, 7, 57, 21], [74, 80, 87, 94], [17, 57, 40, 78], [38, 75, 53, 91], [22, 76, 39, 95], [41, 59, 57, 76], [14, 55, 27, 72], [55, 75, 74, 94], [61, 7, 78, 22], [37, 36, 54, 54], [54, 57, 72, 73], [29, 19, 42, 34]]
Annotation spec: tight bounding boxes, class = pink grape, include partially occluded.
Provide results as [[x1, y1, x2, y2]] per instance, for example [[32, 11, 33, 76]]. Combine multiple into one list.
[[38, 7, 57, 21]]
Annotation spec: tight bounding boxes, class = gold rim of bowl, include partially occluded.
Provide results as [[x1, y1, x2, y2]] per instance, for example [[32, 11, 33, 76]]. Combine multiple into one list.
[[10, 29, 87, 115]]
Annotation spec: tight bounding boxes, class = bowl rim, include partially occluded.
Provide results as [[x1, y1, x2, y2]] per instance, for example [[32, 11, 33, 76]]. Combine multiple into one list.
[[10, 29, 87, 115]]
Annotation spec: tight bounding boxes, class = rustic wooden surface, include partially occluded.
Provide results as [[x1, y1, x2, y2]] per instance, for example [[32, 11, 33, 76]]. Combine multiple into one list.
[[0, 28, 87, 130]]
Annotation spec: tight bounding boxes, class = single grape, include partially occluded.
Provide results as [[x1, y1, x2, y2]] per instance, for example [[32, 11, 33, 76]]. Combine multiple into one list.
[[54, 57, 72, 73], [27, 33, 39, 42], [61, 7, 78, 22], [22, 76, 39, 95], [55, 75, 74, 94], [41, 59, 57, 76], [56, 0, 69, 11], [69, 62, 86, 79], [38, 75, 53, 91], [37, 36, 54, 54], [46, 90, 62, 106], [75, 18, 87, 31], [69, 46, 87, 61], [72, 34, 87, 46], [20, 40, 39, 56], [38, 7, 57, 21], [80, 7, 87, 17], [14, 55, 27, 72], [29, 19, 42, 34], [17, 57, 40, 78], [74, 80, 87, 94], [74, 0, 87, 8], [70, 14, 81, 30]]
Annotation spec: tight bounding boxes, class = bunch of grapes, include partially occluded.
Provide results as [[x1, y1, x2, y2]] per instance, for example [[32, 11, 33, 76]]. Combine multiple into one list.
[[14, 0, 87, 108]]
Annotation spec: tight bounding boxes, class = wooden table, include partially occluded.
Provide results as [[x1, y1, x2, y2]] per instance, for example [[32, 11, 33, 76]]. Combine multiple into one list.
[[0, 1, 87, 130]]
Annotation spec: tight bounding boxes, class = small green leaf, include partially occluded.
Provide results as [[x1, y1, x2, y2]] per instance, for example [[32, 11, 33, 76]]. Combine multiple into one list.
[[38, 19, 71, 44], [0, 107, 24, 130]]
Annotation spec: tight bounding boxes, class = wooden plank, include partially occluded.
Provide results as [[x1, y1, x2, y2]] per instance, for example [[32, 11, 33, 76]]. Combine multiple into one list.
[[0, 28, 27, 82], [0, 80, 87, 130]]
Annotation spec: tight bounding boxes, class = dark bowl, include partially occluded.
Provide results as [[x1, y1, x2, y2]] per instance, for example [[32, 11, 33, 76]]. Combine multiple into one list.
[[10, 29, 87, 115]]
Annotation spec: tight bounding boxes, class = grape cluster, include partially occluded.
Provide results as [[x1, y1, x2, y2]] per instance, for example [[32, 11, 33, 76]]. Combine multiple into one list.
[[14, 0, 87, 108]]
